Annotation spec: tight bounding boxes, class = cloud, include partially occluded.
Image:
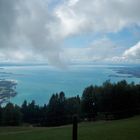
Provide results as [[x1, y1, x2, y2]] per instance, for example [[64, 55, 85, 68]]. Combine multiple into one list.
[[123, 41, 140, 60], [107, 41, 140, 64], [64, 38, 120, 63], [55, 0, 140, 35], [0, 0, 18, 49], [0, 0, 66, 67], [0, 0, 140, 65]]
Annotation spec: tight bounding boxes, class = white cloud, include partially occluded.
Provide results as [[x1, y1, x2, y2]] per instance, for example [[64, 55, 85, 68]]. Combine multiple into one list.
[[106, 41, 140, 64], [0, 0, 140, 65], [64, 38, 120, 63], [0, 0, 66, 66], [123, 41, 140, 59], [55, 0, 140, 35]]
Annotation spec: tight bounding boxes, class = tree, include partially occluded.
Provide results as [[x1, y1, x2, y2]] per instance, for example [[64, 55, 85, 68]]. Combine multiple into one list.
[[0, 106, 2, 125], [82, 85, 97, 120], [2, 103, 22, 126], [98, 80, 137, 119], [65, 95, 81, 118], [21, 100, 28, 122], [46, 92, 68, 126]]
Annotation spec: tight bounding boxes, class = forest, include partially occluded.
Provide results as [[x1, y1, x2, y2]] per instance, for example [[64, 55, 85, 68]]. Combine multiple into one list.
[[0, 80, 140, 126]]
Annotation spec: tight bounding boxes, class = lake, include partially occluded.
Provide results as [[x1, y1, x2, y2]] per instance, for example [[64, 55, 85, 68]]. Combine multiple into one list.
[[0, 64, 140, 105]]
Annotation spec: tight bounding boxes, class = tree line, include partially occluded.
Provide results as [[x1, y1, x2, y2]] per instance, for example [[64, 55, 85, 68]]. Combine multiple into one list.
[[0, 80, 140, 126]]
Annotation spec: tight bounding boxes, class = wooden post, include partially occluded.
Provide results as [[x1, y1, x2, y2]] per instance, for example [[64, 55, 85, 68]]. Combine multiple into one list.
[[72, 115, 78, 140]]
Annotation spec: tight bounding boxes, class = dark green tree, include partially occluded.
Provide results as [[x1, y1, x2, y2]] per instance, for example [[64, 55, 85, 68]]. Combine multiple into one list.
[[82, 85, 97, 120], [0, 106, 2, 125], [2, 103, 22, 126], [46, 92, 67, 126]]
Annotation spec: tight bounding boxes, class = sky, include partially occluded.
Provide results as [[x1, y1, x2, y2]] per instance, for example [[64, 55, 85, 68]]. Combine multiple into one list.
[[0, 0, 140, 67]]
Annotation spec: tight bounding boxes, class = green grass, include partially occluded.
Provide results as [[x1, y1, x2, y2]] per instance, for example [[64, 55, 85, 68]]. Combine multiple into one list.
[[0, 116, 140, 140]]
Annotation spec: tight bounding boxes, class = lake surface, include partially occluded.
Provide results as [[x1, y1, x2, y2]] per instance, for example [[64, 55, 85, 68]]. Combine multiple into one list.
[[0, 64, 140, 105]]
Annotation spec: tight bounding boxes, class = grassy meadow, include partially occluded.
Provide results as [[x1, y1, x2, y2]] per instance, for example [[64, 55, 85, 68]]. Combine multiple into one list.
[[0, 116, 140, 140]]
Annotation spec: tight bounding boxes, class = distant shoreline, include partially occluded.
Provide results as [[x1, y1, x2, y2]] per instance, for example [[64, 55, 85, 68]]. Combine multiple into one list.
[[110, 66, 140, 78]]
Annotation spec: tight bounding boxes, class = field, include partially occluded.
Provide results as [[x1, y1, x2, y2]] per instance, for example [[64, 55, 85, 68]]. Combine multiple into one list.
[[0, 116, 140, 140]]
